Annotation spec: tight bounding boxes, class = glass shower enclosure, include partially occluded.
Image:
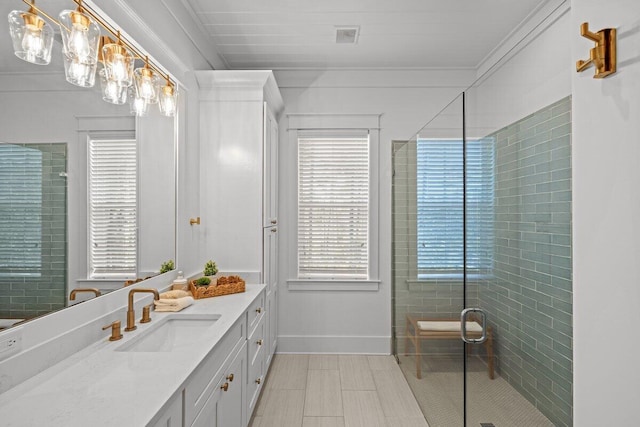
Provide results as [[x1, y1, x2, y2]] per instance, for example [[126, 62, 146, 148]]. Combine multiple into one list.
[[393, 87, 572, 426]]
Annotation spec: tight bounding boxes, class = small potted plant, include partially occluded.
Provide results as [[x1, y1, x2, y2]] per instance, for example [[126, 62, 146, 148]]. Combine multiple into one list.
[[203, 260, 218, 277], [193, 277, 211, 287], [159, 260, 175, 274]]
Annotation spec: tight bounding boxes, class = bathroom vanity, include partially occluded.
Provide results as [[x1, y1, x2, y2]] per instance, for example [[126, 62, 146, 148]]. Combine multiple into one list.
[[0, 284, 270, 427]]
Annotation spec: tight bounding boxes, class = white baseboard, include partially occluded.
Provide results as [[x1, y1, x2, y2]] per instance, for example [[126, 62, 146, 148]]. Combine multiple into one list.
[[277, 335, 391, 354]]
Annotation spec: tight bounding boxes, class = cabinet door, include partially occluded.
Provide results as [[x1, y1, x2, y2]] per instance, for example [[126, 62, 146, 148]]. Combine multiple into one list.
[[263, 226, 278, 293], [263, 104, 278, 227], [191, 381, 222, 427], [266, 288, 278, 369], [270, 288, 278, 358], [150, 393, 183, 427], [218, 342, 247, 427]]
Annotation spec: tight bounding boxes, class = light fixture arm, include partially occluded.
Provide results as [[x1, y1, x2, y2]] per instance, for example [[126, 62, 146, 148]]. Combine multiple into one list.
[[20, 0, 67, 31]]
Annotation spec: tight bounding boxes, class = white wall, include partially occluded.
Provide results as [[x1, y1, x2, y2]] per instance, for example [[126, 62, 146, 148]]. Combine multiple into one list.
[[467, 9, 572, 136], [571, 0, 640, 424], [275, 69, 475, 353]]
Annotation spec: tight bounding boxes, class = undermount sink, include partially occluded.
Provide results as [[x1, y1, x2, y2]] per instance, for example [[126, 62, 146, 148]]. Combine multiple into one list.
[[116, 313, 221, 352]]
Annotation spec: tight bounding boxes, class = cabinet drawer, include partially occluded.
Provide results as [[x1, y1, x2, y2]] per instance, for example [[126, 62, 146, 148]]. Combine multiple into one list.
[[184, 317, 246, 427], [247, 291, 265, 336], [247, 351, 264, 416], [248, 315, 265, 368]]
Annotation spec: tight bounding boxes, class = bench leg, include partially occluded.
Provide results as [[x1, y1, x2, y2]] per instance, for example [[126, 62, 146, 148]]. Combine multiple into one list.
[[485, 326, 495, 379], [406, 317, 422, 379], [405, 320, 410, 356], [415, 336, 422, 379]]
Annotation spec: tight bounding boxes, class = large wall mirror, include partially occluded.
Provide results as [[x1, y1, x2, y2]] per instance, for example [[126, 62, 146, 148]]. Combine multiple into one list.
[[0, 0, 178, 330]]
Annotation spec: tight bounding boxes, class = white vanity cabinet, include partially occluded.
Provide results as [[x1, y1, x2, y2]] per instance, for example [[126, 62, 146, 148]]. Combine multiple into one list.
[[185, 316, 247, 427], [196, 70, 283, 280], [247, 301, 266, 414], [190, 342, 246, 427], [263, 105, 279, 228], [148, 392, 182, 427], [197, 71, 282, 425]]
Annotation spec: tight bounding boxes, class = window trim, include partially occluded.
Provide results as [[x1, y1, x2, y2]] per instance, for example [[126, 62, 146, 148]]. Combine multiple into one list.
[[286, 114, 380, 291]]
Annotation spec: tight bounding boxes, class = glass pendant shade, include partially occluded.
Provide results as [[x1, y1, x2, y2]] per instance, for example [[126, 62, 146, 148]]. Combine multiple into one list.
[[59, 9, 101, 87], [99, 69, 127, 104], [158, 84, 178, 117], [129, 86, 148, 117], [102, 43, 134, 86], [8, 9, 54, 65], [133, 67, 160, 104]]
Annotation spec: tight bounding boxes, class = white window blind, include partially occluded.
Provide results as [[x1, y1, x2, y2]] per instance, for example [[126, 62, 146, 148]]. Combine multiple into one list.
[[89, 138, 137, 278], [298, 136, 369, 279], [0, 144, 42, 275], [417, 138, 494, 275]]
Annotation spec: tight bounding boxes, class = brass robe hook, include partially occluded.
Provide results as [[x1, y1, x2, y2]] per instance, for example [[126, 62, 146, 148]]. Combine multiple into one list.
[[576, 22, 616, 78]]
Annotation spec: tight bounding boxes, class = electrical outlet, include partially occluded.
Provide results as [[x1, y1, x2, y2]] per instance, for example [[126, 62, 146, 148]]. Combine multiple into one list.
[[0, 327, 22, 361]]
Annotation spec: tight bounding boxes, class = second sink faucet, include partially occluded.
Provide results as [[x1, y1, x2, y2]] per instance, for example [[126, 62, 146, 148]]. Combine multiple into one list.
[[126, 288, 160, 331]]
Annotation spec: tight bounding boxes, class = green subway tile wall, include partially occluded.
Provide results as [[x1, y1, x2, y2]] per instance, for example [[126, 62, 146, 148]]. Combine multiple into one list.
[[482, 96, 572, 426], [0, 143, 67, 320]]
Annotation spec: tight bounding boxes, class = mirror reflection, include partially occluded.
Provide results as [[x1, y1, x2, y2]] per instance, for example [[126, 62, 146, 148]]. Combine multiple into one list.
[[0, 0, 177, 329]]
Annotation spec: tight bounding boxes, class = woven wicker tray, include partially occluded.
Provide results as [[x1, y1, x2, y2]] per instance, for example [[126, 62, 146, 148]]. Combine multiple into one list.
[[189, 275, 246, 299]]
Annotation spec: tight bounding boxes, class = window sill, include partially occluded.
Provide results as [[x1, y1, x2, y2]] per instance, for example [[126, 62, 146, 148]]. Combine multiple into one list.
[[287, 279, 380, 291]]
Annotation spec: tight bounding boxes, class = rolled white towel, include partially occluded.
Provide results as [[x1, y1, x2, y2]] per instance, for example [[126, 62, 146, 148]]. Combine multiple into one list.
[[159, 289, 192, 299], [154, 296, 194, 312]]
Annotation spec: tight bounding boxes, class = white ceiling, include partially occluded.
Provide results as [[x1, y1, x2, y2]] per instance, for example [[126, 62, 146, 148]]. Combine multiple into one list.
[[184, 0, 548, 70]]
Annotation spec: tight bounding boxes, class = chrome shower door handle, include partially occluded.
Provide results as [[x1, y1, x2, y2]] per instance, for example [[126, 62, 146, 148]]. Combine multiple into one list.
[[460, 307, 488, 344]]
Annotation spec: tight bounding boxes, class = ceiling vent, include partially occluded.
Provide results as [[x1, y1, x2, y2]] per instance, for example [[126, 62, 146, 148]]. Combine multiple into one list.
[[336, 26, 360, 44]]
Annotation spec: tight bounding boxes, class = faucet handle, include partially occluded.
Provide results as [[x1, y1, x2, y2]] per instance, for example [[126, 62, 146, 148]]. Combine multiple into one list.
[[140, 304, 153, 324], [102, 320, 123, 341]]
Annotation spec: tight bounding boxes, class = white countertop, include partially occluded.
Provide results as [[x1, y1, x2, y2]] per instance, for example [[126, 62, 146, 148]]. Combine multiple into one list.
[[0, 284, 265, 427]]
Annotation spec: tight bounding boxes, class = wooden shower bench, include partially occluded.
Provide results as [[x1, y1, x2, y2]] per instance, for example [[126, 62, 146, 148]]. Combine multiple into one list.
[[405, 314, 494, 379]]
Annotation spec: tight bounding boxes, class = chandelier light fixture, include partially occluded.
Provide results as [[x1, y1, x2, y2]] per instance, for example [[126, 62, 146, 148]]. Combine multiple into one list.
[[158, 78, 178, 117], [99, 68, 127, 105], [134, 57, 160, 104], [129, 86, 148, 117], [58, 2, 100, 87], [102, 31, 134, 87], [7, 0, 54, 65], [6, 0, 178, 118]]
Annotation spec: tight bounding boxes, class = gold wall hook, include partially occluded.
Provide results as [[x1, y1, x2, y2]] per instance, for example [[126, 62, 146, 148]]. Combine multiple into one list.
[[576, 22, 616, 78]]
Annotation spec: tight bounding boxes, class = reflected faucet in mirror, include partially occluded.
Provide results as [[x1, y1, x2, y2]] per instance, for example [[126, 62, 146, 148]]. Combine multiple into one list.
[[69, 288, 102, 301]]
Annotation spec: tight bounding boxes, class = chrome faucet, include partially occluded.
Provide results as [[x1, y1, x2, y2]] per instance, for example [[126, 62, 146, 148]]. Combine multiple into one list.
[[69, 288, 102, 300], [126, 288, 160, 331]]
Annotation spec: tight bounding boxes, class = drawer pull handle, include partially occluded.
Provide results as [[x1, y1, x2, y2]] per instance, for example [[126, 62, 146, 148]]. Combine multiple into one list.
[[256, 307, 262, 314], [255, 377, 262, 384], [270, 219, 277, 225], [271, 228, 277, 233], [256, 339, 263, 346], [221, 382, 229, 392], [226, 373, 234, 382]]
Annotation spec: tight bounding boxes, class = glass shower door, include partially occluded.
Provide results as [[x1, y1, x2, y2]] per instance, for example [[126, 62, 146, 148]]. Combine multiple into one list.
[[393, 94, 466, 426], [464, 82, 573, 426]]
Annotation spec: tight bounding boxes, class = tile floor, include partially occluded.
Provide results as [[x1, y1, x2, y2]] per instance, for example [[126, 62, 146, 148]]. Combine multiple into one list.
[[249, 354, 429, 427], [397, 354, 554, 427]]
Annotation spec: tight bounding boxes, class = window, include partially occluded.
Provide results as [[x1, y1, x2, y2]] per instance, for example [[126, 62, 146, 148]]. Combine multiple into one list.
[[0, 144, 42, 276], [417, 138, 494, 277], [297, 136, 370, 279], [88, 138, 137, 279]]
